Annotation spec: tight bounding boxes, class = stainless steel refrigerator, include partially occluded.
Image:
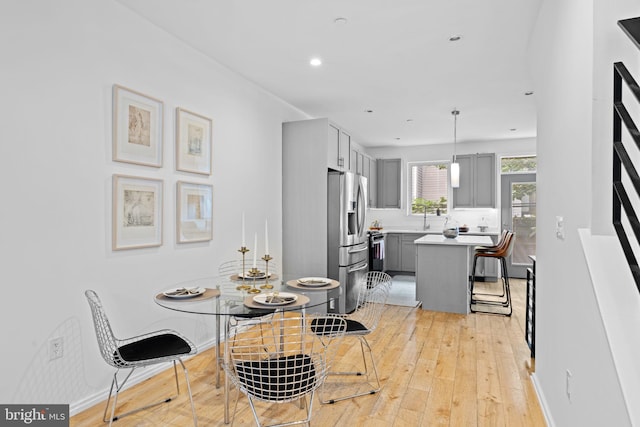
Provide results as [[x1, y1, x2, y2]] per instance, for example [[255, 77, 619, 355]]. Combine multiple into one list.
[[327, 171, 368, 313]]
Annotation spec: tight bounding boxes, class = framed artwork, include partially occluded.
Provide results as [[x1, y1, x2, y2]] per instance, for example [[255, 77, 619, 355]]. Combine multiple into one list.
[[112, 84, 164, 167], [112, 174, 163, 250], [176, 108, 212, 175], [177, 181, 213, 243]]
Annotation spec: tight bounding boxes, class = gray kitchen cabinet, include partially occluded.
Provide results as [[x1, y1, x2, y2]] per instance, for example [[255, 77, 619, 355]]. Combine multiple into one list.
[[385, 234, 401, 271], [282, 118, 352, 279], [385, 232, 424, 273], [327, 123, 351, 171], [377, 158, 401, 209], [453, 153, 496, 208], [362, 154, 370, 180], [369, 157, 377, 208], [401, 234, 417, 272], [350, 147, 357, 172]]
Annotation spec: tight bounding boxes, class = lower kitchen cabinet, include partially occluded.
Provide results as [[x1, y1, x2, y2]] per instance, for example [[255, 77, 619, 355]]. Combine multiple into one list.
[[385, 234, 401, 271], [401, 235, 417, 272], [385, 232, 425, 273]]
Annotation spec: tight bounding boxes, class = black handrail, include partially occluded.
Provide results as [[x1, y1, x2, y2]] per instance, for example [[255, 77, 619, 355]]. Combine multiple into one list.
[[613, 59, 640, 291]]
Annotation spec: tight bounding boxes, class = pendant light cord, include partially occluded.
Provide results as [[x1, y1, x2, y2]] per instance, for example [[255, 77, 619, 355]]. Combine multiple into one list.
[[452, 109, 459, 162]]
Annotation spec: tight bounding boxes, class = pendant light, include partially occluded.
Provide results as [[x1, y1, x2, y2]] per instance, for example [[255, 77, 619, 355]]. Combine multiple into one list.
[[451, 109, 460, 188]]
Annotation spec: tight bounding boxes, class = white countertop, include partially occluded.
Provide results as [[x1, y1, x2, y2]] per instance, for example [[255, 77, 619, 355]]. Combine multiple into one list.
[[377, 228, 500, 237], [414, 234, 494, 246]]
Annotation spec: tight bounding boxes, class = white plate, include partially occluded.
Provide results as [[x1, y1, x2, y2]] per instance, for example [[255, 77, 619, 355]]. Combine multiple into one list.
[[237, 272, 272, 279], [163, 287, 205, 299], [253, 292, 298, 306], [297, 277, 331, 287]]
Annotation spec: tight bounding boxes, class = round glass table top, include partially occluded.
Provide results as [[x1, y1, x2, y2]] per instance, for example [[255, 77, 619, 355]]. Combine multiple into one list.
[[154, 276, 330, 316]]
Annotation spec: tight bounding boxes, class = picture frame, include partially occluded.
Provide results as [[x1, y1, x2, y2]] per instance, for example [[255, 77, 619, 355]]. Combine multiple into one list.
[[177, 181, 213, 243], [112, 174, 163, 250], [112, 84, 164, 167], [176, 108, 212, 175]]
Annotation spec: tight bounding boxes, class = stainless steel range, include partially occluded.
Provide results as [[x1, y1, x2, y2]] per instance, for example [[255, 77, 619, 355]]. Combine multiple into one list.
[[327, 171, 368, 313]]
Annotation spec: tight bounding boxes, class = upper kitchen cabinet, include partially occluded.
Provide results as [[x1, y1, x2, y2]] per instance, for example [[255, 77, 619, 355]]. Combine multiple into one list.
[[368, 156, 377, 208], [453, 153, 496, 208], [377, 158, 402, 209], [328, 124, 351, 171]]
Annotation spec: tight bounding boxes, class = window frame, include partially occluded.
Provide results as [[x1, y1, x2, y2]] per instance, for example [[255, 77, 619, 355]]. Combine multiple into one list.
[[406, 160, 453, 217]]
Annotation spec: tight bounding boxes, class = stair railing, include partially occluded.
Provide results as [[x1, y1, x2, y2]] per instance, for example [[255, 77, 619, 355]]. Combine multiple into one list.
[[613, 17, 640, 291]]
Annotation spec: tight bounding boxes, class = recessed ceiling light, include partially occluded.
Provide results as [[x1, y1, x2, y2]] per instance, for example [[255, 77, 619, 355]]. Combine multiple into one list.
[[524, 91, 534, 96], [510, 128, 517, 131], [310, 57, 322, 67], [449, 35, 462, 42], [365, 109, 374, 113], [406, 119, 414, 122], [395, 137, 401, 140], [334, 17, 348, 25]]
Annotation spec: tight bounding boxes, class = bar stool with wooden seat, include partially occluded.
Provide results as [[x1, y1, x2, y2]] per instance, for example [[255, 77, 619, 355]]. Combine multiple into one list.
[[470, 229, 509, 299], [470, 231, 515, 316]]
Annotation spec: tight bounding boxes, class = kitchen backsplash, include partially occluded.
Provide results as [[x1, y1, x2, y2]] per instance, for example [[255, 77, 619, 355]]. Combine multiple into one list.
[[367, 208, 500, 232]]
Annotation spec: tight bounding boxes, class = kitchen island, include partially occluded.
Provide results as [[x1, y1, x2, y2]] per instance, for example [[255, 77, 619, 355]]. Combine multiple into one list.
[[415, 234, 493, 314]]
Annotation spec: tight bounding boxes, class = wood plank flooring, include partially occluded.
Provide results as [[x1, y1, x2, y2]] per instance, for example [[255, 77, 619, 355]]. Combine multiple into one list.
[[70, 278, 545, 426]]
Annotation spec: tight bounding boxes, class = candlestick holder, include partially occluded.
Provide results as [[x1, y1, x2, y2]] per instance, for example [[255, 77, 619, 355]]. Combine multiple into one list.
[[260, 254, 274, 289], [236, 246, 251, 291], [247, 267, 262, 294]]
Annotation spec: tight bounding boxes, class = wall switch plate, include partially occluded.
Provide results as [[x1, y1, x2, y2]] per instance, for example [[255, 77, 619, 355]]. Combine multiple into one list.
[[555, 216, 565, 240]]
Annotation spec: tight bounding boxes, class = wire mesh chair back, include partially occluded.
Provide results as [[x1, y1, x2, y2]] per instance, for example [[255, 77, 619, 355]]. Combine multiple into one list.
[[85, 290, 127, 368], [349, 271, 392, 334], [223, 315, 346, 425]]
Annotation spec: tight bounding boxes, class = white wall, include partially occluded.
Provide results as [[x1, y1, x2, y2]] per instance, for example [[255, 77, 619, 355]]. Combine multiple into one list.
[[366, 137, 536, 231], [530, 0, 639, 425], [0, 0, 307, 412]]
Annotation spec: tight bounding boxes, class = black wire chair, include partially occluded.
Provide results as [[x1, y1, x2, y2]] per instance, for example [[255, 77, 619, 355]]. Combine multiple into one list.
[[312, 271, 392, 404], [85, 290, 197, 426], [223, 314, 347, 426]]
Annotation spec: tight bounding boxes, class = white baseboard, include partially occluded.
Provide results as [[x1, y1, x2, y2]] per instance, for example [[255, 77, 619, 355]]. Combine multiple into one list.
[[531, 372, 555, 427]]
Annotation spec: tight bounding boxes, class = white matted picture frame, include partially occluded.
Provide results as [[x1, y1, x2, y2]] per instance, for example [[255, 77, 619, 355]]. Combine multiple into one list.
[[112, 174, 163, 250], [176, 108, 212, 175], [112, 84, 164, 167], [177, 181, 213, 243]]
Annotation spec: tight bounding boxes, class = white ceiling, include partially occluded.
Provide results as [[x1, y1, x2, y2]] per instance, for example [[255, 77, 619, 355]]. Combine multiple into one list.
[[116, 0, 541, 148]]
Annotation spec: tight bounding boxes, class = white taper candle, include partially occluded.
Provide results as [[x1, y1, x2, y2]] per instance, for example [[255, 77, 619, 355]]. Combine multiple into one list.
[[265, 219, 269, 255]]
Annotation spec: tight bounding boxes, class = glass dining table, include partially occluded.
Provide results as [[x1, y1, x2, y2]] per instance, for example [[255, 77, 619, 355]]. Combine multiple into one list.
[[154, 275, 334, 424]]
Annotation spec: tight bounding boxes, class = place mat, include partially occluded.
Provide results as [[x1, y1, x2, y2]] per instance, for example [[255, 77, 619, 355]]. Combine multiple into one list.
[[155, 288, 220, 302], [243, 293, 310, 309], [285, 279, 340, 291]]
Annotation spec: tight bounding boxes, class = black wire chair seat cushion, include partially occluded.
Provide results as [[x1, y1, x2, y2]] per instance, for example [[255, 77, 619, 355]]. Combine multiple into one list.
[[116, 333, 193, 365], [235, 354, 318, 401], [310, 318, 370, 336]]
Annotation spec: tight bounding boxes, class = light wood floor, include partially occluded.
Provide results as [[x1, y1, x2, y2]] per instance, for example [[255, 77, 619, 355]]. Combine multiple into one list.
[[71, 278, 545, 426]]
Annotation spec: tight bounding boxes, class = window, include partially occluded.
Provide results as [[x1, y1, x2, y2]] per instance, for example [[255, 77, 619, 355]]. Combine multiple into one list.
[[501, 155, 537, 173], [409, 162, 449, 215]]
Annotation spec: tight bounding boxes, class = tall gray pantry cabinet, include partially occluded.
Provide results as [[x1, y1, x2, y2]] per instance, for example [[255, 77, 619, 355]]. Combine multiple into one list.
[[282, 118, 352, 311]]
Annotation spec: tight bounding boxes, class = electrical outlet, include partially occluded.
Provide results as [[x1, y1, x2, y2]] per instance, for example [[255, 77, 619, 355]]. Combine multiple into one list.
[[49, 337, 63, 361], [566, 369, 572, 402]]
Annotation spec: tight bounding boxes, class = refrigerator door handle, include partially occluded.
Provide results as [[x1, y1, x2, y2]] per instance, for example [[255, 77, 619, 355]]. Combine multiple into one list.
[[356, 178, 366, 238], [348, 262, 368, 274], [348, 244, 368, 254]]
